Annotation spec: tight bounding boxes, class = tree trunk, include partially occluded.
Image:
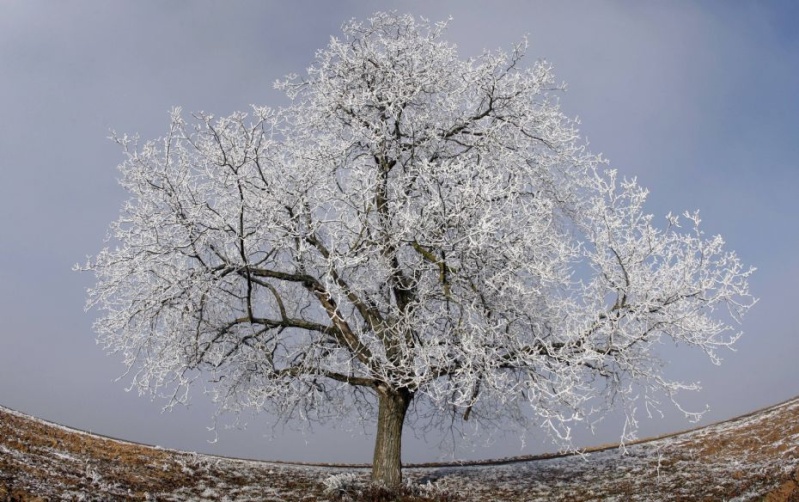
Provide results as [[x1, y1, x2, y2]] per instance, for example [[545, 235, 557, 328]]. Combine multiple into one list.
[[371, 386, 412, 487]]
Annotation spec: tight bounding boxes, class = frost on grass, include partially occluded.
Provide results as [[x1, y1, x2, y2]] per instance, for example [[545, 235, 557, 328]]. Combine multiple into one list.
[[322, 472, 453, 501], [1, 398, 798, 500]]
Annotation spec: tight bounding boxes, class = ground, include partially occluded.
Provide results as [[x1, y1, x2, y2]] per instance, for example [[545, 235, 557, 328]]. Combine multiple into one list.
[[1, 397, 798, 501]]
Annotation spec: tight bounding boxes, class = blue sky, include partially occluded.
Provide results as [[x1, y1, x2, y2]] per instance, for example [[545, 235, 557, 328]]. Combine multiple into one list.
[[1, 1, 797, 463]]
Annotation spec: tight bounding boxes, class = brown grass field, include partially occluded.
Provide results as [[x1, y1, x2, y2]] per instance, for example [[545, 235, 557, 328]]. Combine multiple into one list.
[[1, 396, 798, 501]]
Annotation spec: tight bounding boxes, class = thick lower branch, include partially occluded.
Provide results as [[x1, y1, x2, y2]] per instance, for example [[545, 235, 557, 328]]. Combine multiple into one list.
[[239, 266, 375, 365], [305, 233, 386, 330], [273, 366, 376, 388]]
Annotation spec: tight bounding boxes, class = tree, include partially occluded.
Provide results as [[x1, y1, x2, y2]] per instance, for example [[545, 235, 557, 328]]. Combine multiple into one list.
[[83, 12, 755, 487]]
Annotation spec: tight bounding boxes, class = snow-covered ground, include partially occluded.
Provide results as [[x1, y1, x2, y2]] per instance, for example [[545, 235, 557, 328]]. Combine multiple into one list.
[[1, 397, 798, 500]]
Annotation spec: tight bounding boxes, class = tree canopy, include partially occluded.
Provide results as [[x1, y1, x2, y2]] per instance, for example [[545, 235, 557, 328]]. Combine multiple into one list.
[[84, 12, 755, 486]]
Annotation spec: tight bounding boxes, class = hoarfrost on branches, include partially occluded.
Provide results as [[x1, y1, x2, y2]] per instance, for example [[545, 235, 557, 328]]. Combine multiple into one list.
[[82, 12, 755, 485]]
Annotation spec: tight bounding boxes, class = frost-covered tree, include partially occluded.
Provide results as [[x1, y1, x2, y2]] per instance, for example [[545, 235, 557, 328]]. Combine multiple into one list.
[[83, 13, 755, 486]]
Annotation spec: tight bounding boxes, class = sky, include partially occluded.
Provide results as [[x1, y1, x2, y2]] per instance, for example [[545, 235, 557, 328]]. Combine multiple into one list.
[[1, 1, 797, 464]]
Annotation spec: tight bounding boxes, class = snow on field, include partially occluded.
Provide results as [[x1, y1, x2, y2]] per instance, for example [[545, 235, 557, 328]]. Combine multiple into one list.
[[1, 398, 798, 500]]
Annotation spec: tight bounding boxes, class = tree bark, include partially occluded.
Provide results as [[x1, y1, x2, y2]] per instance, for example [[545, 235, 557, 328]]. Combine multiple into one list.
[[371, 386, 412, 487]]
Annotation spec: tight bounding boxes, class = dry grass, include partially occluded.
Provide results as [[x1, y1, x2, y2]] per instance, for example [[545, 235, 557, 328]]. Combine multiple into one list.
[[1, 396, 798, 501]]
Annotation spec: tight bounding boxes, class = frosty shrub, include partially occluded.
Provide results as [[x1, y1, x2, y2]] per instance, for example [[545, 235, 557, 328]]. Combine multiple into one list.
[[323, 473, 363, 498]]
